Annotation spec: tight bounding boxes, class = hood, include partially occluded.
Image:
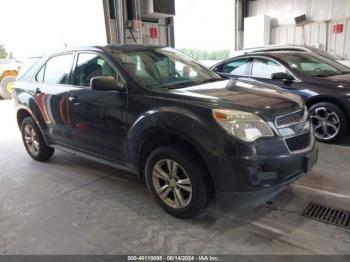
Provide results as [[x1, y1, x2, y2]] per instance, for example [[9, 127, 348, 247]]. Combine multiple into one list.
[[303, 73, 350, 92], [170, 79, 304, 121], [325, 73, 350, 87]]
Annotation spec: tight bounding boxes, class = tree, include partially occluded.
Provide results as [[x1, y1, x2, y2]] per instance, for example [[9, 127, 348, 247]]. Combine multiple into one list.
[[180, 48, 230, 61], [0, 44, 8, 59]]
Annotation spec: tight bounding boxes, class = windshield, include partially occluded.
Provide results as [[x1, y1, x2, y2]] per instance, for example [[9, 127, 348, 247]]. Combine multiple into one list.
[[278, 53, 350, 77], [111, 47, 221, 89], [307, 46, 342, 61]]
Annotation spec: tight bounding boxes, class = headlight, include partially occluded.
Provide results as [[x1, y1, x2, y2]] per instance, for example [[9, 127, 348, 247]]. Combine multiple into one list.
[[212, 109, 274, 142]]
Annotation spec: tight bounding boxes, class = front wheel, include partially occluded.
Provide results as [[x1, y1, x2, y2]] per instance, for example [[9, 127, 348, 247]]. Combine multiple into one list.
[[21, 117, 55, 161], [145, 145, 213, 218], [309, 102, 347, 142]]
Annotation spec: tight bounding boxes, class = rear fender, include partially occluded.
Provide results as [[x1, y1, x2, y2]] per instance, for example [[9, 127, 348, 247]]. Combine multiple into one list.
[[16, 91, 49, 144]]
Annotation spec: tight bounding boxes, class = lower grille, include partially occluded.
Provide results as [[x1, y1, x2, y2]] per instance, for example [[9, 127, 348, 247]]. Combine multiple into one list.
[[303, 202, 350, 229], [285, 132, 311, 152]]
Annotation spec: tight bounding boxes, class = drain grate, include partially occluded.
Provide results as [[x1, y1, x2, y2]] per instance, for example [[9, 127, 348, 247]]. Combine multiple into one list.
[[302, 202, 350, 229]]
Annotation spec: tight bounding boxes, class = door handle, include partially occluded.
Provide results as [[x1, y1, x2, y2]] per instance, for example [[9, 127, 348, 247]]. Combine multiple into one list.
[[68, 95, 80, 104]]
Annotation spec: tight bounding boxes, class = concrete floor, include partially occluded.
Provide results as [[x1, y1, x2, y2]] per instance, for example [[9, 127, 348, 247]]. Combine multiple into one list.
[[0, 100, 350, 255]]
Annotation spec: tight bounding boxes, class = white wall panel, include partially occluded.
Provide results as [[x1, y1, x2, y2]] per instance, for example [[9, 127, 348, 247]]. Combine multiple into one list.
[[295, 26, 303, 45], [244, 16, 271, 48], [345, 20, 350, 59], [250, 0, 350, 25], [249, 0, 310, 26], [332, 0, 350, 20], [250, 0, 350, 58], [287, 26, 296, 44], [335, 20, 346, 57], [270, 27, 277, 44], [279, 26, 288, 44], [310, 0, 333, 22], [328, 22, 336, 54], [310, 23, 319, 44], [318, 23, 328, 49], [303, 24, 311, 44]]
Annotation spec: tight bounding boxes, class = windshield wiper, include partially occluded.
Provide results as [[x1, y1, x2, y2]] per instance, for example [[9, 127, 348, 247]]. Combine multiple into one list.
[[313, 73, 332, 77], [166, 80, 195, 89]]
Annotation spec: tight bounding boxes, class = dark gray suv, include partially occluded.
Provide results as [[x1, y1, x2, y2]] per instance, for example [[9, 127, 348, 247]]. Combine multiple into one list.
[[13, 45, 318, 218]]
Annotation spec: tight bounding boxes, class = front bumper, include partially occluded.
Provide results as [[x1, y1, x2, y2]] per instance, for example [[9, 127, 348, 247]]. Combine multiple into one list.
[[216, 145, 318, 209]]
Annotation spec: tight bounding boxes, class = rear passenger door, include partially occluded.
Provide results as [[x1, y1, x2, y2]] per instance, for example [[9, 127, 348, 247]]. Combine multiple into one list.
[[67, 52, 129, 162], [34, 53, 74, 145]]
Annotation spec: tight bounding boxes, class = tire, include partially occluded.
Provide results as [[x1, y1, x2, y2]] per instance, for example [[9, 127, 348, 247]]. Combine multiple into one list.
[[0, 76, 16, 99], [309, 102, 347, 142], [21, 117, 55, 161], [145, 145, 213, 218]]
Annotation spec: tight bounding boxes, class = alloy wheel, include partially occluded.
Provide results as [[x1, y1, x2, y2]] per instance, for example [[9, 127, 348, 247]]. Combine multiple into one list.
[[152, 159, 192, 209], [24, 125, 40, 156], [310, 107, 340, 140]]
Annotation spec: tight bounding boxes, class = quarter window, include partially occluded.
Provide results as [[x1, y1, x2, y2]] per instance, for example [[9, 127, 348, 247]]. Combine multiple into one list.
[[73, 53, 120, 87], [43, 54, 74, 84], [221, 58, 249, 75], [251, 58, 287, 79], [36, 65, 45, 82]]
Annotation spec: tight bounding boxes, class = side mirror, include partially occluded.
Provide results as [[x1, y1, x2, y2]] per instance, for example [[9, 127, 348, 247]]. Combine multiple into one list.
[[90, 76, 126, 91], [271, 72, 294, 82]]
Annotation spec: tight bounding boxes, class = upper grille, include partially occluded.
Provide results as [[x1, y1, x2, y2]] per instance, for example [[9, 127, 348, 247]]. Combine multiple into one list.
[[276, 110, 304, 128], [285, 132, 311, 152]]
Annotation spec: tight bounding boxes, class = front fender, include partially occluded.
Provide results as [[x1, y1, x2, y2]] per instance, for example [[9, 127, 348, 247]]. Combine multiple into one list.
[[127, 106, 227, 190]]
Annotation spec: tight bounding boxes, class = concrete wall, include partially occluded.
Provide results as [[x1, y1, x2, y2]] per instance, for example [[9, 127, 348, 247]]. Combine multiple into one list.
[[248, 0, 350, 59]]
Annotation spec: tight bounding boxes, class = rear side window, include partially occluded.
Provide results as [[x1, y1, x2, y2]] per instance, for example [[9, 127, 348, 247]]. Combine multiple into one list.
[[221, 58, 249, 75], [251, 58, 287, 79], [42, 54, 74, 85], [73, 53, 119, 87]]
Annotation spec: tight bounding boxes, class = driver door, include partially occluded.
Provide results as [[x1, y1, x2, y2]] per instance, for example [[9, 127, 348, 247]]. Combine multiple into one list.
[[67, 52, 129, 162]]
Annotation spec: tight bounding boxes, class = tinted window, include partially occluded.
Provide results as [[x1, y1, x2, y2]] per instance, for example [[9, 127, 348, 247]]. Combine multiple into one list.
[[277, 53, 350, 77], [252, 58, 287, 79], [73, 53, 119, 87], [221, 58, 249, 75], [44, 54, 73, 84]]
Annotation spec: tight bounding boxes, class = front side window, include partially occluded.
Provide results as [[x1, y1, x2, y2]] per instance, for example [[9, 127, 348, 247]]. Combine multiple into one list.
[[73, 53, 120, 87], [278, 53, 350, 77], [110, 48, 221, 90], [43, 54, 74, 85], [251, 58, 287, 79], [221, 58, 249, 75]]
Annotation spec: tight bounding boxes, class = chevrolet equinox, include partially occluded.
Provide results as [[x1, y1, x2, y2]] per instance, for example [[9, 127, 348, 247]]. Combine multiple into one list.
[[13, 45, 318, 218]]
